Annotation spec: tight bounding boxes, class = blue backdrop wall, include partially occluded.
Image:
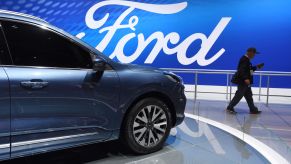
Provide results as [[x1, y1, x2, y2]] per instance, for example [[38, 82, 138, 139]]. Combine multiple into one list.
[[0, 0, 291, 87]]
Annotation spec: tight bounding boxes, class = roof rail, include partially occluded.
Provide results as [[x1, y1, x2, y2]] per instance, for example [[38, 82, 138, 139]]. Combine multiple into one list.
[[0, 10, 48, 23]]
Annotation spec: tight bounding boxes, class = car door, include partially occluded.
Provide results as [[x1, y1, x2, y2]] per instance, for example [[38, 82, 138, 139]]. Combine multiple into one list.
[[0, 25, 10, 160], [1, 20, 119, 157]]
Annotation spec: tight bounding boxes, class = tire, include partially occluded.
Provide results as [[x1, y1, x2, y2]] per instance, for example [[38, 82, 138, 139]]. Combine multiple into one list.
[[121, 98, 172, 154]]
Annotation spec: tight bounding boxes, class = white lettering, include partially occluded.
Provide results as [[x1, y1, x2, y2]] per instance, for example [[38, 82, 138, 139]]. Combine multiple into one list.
[[77, 0, 231, 66]]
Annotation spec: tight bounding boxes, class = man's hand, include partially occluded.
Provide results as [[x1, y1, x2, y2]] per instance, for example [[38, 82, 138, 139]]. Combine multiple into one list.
[[257, 63, 264, 69], [245, 79, 250, 85]]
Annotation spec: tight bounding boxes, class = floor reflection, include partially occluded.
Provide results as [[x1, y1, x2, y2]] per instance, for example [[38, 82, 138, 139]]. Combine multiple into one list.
[[186, 98, 291, 162], [3, 116, 269, 164]]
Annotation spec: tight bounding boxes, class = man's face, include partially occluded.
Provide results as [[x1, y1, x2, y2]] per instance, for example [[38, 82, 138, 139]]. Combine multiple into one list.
[[248, 52, 256, 59]]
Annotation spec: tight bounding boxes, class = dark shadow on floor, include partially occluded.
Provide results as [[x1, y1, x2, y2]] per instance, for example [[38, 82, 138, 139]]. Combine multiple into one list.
[[2, 140, 128, 164]]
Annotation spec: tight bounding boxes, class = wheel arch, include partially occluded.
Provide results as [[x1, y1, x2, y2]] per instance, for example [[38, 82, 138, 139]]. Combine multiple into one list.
[[120, 91, 177, 134]]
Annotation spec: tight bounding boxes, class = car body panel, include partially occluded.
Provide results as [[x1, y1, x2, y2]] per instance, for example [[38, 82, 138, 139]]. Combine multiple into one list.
[[3, 66, 119, 157], [116, 64, 186, 125], [0, 67, 10, 160], [0, 10, 186, 160]]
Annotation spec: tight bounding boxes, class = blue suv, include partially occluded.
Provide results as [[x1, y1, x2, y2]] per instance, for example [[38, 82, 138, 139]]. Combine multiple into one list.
[[0, 10, 186, 160]]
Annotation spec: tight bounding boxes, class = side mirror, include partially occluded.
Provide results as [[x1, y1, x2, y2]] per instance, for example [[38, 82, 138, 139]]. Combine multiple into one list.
[[93, 58, 106, 71]]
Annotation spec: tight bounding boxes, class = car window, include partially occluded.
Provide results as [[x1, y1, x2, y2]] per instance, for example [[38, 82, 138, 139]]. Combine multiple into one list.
[[0, 25, 12, 65], [2, 20, 92, 69]]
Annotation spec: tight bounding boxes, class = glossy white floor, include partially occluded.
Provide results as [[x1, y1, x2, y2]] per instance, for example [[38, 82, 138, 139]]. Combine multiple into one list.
[[184, 83, 291, 163], [86, 116, 269, 164], [3, 116, 270, 164], [5, 99, 277, 164], [185, 98, 291, 164]]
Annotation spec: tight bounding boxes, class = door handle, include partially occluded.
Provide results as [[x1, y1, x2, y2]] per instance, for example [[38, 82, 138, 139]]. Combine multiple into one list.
[[20, 79, 48, 89]]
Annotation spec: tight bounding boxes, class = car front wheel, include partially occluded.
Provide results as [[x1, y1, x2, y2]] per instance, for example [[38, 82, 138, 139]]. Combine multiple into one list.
[[121, 98, 172, 154]]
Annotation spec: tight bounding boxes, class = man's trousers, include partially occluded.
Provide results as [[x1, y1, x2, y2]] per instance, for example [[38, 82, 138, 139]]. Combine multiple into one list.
[[228, 84, 257, 111]]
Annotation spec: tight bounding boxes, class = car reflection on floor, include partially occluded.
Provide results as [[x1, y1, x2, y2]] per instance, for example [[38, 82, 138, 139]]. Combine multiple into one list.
[[2, 116, 269, 164]]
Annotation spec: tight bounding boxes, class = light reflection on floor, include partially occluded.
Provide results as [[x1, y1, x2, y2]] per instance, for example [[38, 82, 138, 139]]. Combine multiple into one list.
[[92, 117, 269, 164], [3, 116, 269, 164], [185, 98, 291, 163]]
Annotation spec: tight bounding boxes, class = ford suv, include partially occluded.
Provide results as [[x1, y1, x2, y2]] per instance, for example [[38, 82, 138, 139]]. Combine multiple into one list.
[[0, 10, 186, 160]]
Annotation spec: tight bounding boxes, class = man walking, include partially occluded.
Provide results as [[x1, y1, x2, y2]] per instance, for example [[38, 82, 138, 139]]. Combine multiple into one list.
[[226, 48, 264, 114]]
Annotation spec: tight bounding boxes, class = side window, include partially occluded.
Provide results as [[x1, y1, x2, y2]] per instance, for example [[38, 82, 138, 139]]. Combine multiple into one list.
[[0, 24, 12, 65], [2, 21, 92, 69]]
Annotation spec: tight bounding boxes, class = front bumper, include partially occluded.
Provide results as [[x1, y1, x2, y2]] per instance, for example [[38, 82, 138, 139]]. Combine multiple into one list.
[[172, 84, 186, 126]]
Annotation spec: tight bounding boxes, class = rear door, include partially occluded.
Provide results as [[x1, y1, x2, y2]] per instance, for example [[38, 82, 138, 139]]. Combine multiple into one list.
[[1, 20, 119, 157], [0, 23, 11, 160]]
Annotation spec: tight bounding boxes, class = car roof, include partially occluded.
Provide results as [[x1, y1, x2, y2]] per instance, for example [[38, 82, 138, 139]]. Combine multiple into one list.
[[0, 10, 48, 24]]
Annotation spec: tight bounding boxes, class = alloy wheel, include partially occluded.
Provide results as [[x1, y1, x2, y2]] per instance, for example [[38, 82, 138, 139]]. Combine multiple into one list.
[[132, 105, 168, 147]]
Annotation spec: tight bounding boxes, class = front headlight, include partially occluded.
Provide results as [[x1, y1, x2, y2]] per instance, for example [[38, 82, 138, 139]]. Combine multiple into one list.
[[163, 71, 183, 85]]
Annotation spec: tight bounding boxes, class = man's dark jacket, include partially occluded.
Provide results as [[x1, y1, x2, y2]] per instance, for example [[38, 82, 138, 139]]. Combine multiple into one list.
[[236, 55, 257, 84]]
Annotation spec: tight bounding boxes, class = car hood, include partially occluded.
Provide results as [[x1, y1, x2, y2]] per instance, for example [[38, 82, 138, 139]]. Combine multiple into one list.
[[125, 64, 163, 73]]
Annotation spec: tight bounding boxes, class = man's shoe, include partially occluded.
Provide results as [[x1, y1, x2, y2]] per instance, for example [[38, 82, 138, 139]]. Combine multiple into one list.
[[226, 108, 237, 114], [250, 111, 262, 114]]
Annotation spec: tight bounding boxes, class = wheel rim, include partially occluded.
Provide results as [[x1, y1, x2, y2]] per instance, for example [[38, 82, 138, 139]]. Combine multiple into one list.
[[133, 105, 168, 147]]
